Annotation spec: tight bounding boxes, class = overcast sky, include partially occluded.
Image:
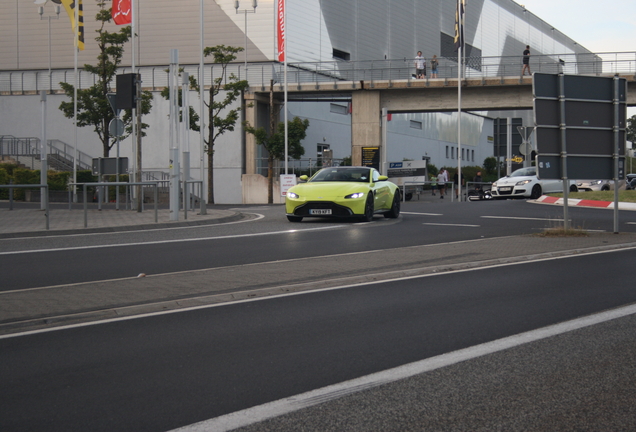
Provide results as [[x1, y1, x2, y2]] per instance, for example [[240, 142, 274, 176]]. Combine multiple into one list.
[[521, 0, 636, 53]]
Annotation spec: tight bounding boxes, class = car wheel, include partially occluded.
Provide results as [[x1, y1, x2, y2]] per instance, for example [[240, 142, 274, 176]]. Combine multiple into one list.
[[570, 184, 578, 192], [601, 185, 610, 191], [360, 195, 374, 222], [405, 193, 413, 201], [384, 191, 401, 218], [287, 215, 303, 222], [530, 184, 542, 199]]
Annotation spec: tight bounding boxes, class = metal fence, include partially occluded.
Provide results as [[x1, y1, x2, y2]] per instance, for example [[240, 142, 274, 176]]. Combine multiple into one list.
[[2, 52, 635, 95]]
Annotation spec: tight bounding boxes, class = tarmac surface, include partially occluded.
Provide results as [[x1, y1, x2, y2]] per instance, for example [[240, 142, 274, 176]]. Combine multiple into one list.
[[2, 197, 636, 336], [2, 197, 636, 431]]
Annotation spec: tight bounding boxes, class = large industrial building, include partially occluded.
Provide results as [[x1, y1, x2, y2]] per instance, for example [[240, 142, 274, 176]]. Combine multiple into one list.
[[1, 0, 594, 203]]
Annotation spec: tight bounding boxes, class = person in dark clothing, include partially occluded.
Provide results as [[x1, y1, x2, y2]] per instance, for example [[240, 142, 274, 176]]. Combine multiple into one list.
[[522, 45, 531, 75]]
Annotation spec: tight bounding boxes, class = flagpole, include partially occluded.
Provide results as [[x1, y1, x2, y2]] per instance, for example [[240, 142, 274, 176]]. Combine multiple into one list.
[[456, 0, 463, 202], [283, 0, 288, 175], [199, 0, 206, 205], [73, 0, 78, 203]]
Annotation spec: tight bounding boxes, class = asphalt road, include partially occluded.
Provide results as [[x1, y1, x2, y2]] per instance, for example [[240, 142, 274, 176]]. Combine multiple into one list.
[[2, 199, 636, 431], [2, 199, 636, 291], [2, 248, 635, 432]]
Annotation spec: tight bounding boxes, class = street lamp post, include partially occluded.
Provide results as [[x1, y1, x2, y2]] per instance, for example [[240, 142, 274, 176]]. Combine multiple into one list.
[[38, 4, 60, 94], [234, 0, 257, 80]]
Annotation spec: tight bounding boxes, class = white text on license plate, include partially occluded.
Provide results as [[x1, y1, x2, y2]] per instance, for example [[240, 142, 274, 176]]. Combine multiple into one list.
[[310, 209, 332, 215], [499, 187, 512, 192]]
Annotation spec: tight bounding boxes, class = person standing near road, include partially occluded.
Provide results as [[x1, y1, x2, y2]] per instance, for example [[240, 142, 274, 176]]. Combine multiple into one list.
[[414, 51, 426, 79], [437, 169, 448, 199], [522, 45, 531, 76]]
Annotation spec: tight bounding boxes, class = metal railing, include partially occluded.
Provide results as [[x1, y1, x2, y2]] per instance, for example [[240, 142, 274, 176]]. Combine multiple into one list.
[[69, 181, 159, 228], [2, 52, 634, 95], [0, 136, 93, 171]]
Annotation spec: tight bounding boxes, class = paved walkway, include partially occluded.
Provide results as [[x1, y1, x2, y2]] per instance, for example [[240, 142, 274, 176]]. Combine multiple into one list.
[[0, 203, 242, 238]]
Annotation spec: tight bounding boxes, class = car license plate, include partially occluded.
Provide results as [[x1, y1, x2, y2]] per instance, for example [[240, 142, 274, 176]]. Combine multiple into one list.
[[310, 209, 332, 215], [499, 187, 512, 192]]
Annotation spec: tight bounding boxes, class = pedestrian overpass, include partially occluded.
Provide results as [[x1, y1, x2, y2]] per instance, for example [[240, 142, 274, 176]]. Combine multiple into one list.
[[244, 54, 636, 171]]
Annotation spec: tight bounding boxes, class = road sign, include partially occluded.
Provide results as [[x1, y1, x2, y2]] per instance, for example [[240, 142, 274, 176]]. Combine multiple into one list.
[[533, 73, 627, 180], [109, 118, 125, 137]]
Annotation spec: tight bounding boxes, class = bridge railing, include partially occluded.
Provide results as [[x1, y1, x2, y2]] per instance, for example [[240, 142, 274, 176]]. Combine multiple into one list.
[[1, 52, 634, 95]]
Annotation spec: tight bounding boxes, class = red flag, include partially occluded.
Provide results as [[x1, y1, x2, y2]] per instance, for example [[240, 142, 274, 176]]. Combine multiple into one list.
[[112, 0, 132, 25], [276, 0, 285, 62]]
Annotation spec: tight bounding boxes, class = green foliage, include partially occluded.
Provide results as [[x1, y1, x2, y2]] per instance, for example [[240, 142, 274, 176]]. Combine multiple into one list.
[[58, 1, 152, 157], [482, 156, 498, 175], [427, 163, 438, 176], [340, 156, 352, 166], [627, 115, 636, 144], [245, 117, 309, 161]]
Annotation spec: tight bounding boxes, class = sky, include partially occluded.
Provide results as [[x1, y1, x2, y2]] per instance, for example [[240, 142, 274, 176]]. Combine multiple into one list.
[[520, 0, 636, 53]]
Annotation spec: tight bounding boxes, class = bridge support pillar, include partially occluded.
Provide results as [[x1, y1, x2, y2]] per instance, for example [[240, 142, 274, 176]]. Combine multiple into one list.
[[351, 91, 381, 166]]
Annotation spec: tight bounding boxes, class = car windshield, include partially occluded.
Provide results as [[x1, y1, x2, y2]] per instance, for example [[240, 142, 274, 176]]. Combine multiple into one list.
[[310, 168, 371, 183], [509, 167, 536, 178]]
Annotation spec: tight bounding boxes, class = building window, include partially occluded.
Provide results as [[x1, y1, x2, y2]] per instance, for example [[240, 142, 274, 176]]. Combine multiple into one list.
[[330, 103, 348, 115], [446, 146, 449, 158], [410, 120, 422, 130], [471, 150, 475, 162], [333, 49, 350, 61]]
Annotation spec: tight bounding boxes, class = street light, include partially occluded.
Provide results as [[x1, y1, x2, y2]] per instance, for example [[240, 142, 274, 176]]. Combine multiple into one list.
[[234, 0, 257, 80], [38, 4, 61, 94]]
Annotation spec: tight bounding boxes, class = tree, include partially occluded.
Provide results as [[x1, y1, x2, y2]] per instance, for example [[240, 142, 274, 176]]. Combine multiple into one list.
[[201, 45, 249, 204], [244, 82, 309, 203], [627, 114, 636, 145], [58, 1, 152, 158]]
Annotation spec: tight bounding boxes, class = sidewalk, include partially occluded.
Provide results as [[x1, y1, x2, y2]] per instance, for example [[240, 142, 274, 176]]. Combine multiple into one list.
[[0, 203, 243, 238]]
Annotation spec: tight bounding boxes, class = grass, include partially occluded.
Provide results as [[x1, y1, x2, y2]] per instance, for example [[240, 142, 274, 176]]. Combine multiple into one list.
[[534, 227, 589, 237], [548, 190, 636, 203]]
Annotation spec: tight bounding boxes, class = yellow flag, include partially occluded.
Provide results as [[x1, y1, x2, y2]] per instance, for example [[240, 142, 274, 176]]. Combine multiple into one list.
[[57, 0, 85, 51]]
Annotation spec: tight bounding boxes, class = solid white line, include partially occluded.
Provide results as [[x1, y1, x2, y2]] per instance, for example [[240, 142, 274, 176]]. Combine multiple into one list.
[[169, 302, 636, 432], [423, 223, 480, 227], [401, 211, 443, 216], [482, 215, 564, 221], [0, 225, 344, 256], [0, 213, 265, 242]]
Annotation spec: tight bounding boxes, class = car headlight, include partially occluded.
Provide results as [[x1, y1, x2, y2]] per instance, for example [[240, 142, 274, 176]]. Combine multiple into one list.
[[515, 179, 532, 186], [287, 192, 299, 199], [345, 192, 365, 199], [492, 182, 497, 187], [593, 180, 602, 185]]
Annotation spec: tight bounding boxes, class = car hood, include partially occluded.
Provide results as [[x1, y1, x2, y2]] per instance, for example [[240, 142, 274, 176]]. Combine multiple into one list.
[[289, 181, 370, 198], [494, 175, 535, 187]]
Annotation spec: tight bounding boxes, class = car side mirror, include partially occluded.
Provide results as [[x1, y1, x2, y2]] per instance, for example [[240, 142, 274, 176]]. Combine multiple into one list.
[[377, 175, 389, 181], [299, 175, 308, 183]]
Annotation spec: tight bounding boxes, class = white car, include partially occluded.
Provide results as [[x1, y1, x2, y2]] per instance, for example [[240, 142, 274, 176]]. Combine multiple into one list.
[[575, 180, 623, 192], [491, 167, 577, 199]]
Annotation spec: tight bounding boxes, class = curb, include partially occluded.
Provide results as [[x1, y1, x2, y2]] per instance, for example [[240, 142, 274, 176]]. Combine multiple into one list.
[[535, 195, 636, 211]]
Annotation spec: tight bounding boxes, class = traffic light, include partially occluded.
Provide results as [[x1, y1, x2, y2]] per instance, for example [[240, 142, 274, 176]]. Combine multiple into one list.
[[115, 73, 138, 109]]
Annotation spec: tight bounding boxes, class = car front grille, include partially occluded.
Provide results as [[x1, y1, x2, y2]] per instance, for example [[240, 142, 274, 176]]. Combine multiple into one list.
[[294, 202, 354, 217]]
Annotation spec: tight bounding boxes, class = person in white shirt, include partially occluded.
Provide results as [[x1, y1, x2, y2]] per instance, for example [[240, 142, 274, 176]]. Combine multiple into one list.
[[414, 51, 426, 79], [437, 169, 448, 199]]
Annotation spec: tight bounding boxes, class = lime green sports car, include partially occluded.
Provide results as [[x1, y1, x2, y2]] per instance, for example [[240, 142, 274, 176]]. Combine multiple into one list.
[[285, 166, 401, 222]]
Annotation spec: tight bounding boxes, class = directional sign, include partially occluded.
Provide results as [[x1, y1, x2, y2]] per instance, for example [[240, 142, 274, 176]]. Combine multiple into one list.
[[533, 73, 627, 180]]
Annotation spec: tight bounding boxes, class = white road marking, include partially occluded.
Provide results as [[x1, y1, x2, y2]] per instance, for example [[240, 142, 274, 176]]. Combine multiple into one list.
[[169, 302, 636, 431], [0, 213, 265, 242], [482, 215, 565, 221], [423, 223, 480, 227], [401, 211, 443, 216], [0, 224, 344, 256]]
